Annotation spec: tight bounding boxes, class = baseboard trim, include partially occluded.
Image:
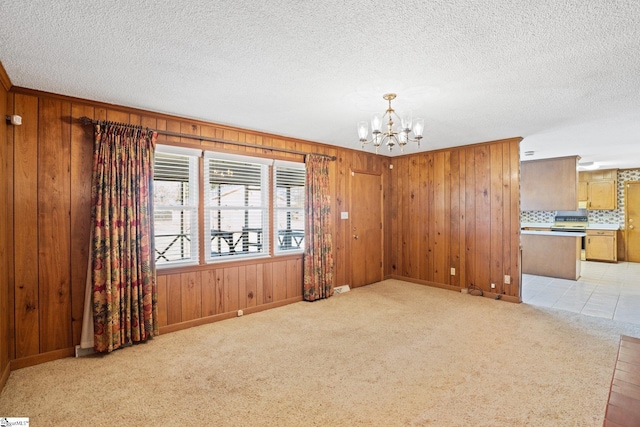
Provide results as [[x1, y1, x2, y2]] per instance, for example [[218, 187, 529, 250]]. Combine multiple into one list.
[[389, 275, 461, 292], [159, 296, 303, 335], [5, 297, 304, 371], [388, 275, 521, 303], [0, 362, 10, 394], [11, 347, 75, 371], [483, 292, 521, 303]]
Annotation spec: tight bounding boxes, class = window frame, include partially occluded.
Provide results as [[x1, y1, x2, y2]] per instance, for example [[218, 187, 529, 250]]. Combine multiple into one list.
[[153, 145, 201, 268], [203, 151, 271, 263], [273, 160, 306, 256], [152, 145, 307, 269]]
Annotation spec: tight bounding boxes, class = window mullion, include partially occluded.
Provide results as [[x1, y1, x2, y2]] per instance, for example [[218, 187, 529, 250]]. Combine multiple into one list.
[[198, 154, 205, 265]]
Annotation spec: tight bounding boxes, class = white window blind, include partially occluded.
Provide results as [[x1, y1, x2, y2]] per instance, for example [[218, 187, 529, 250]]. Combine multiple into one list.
[[204, 154, 269, 260], [273, 161, 305, 254], [153, 146, 200, 266]]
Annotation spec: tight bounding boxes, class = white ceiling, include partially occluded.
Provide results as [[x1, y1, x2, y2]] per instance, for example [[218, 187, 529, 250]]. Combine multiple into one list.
[[1, 0, 639, 168]]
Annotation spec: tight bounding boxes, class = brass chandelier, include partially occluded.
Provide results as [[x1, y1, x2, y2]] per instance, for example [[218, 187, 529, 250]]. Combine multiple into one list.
[[357, 93, 424, 153]]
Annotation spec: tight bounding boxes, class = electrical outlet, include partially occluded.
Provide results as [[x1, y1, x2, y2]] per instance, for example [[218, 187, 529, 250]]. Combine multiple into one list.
[[237, 310, 243, 317], [490, 283, 496, 289], [450, 267, 455, 276], [504, 275, 511, 285]]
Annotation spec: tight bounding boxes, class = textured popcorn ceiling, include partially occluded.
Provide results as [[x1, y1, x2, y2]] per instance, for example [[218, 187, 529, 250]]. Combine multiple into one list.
[[1, 0, 639, 167]]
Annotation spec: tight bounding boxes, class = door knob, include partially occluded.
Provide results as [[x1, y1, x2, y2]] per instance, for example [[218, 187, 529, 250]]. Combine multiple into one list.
[[353, 234, 359, 240], [630, 225, 635, 230]]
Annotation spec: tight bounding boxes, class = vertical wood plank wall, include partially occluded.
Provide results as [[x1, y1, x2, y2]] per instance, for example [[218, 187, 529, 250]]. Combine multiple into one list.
[[3, 88, 391, 369], [0, 66, 10, 390], [2, 86, 522, 375], [387, 138, 522, 298]]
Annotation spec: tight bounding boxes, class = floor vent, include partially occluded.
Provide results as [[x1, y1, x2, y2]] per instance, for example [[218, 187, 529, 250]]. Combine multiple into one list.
[[334, 285, 351, 295], [75, 345, 95, 358]]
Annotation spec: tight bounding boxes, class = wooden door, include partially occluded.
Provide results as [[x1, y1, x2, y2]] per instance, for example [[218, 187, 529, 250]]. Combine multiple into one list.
[[626, 181, 640, 262], [350, 171, 383, 288]]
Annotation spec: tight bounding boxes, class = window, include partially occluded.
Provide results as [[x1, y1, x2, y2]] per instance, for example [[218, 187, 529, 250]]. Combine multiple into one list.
[[153, 146, 200, 266], [204, 153, 270, 260], [153, 145, 307, 266], [274, 161, 306, 253]]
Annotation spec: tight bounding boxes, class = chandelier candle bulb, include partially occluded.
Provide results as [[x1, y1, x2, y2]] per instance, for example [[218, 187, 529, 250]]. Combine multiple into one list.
[[401, 113, 412, 131], [413, 118, 424, 140], [371, 114, 383, 133], [357, 121, 369, 141]]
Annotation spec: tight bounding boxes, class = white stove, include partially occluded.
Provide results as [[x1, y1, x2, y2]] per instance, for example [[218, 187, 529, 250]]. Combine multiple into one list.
[[551, 210, 588, 232]]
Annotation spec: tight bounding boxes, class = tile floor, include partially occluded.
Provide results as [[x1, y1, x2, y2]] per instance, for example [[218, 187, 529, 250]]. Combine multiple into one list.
[[522, 261, 640, 325]]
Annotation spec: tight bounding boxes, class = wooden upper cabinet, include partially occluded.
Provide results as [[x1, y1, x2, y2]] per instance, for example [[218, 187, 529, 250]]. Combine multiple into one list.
[[521, 156, 579, 211], [578, 180, 588, 203], [578, 170, 618, 210], [588, 180, 616, 209]]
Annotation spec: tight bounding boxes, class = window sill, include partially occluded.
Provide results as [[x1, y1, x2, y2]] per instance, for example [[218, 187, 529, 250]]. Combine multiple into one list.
[[274, 249, 304, 256], [156, 260, 199, 270], [155, 253, 303, 276], [206, 253, 271, 264]]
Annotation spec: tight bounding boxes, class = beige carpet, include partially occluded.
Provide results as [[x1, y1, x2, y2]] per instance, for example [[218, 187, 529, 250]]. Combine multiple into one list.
[[2, 279, 639, 426]]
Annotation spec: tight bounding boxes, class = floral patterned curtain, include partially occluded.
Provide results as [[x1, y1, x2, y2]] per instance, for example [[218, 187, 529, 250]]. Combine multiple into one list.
[[90, 123, 158, 353], [303, 154, 334, 300]]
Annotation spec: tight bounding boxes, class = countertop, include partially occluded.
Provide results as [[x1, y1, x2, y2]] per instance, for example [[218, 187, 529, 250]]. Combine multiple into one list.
[[521, 222, 620, 231], [521, 222, 554, 228], [586, 224, 620, 231], [521, 230, 586, 237]]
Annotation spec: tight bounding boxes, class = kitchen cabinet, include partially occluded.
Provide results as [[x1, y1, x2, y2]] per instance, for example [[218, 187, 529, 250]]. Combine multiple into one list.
[[521, 156, 579, 211], [586, 229, 617, 262], [578, 169, 617, 210], [578, 181, 588, 202], [587, 180, 616, 209]]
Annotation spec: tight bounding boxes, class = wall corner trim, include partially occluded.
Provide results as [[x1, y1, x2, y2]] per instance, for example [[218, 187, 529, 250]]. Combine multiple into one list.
[[0, 61, 13, 92], [0, 360, 11, 394]]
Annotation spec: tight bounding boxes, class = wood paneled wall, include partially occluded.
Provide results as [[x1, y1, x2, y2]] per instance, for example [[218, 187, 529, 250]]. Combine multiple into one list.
[[0, 64, 10, 391], [3, 84, 522, 376], [4, 88, 388, 369], [334, 151, 391, 287], [387, 139, 522, 299], [158, 258, 304, 331]]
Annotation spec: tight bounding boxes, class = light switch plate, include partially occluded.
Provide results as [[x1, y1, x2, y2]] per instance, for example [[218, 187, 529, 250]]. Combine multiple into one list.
[[341, 212, 348, 219]]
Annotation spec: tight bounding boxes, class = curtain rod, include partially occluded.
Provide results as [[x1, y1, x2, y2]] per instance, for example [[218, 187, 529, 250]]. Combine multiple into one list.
[[78, 117, 337, 161]]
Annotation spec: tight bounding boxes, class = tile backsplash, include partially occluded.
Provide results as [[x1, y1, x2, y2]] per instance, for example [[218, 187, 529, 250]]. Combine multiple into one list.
[[521, 168, 640, 228], [521, 210, 555, 223]]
